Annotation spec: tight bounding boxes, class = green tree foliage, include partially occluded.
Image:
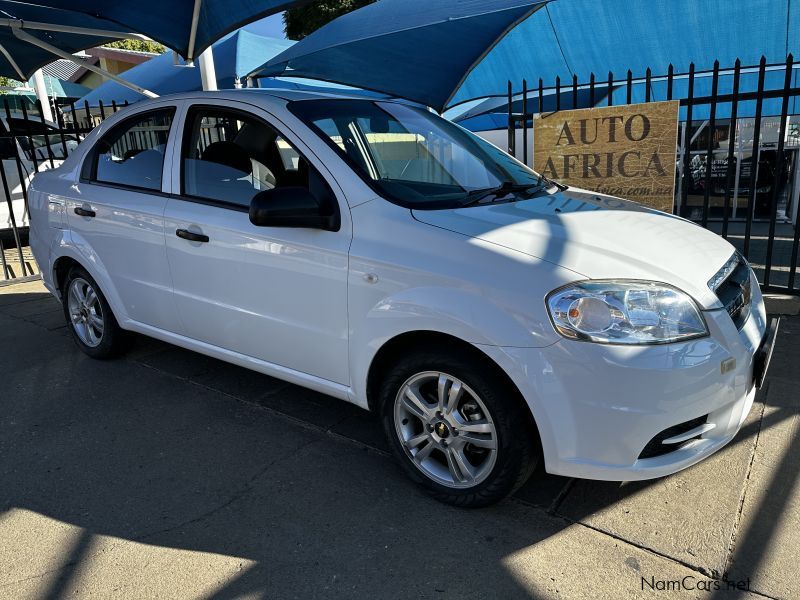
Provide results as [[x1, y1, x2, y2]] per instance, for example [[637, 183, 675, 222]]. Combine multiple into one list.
[[0, 76, 22, 89], [284, 0, 376, 40], [103, 39, 166, 54]]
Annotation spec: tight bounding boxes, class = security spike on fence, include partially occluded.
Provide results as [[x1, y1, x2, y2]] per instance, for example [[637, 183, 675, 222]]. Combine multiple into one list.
[[626, 70, 633, 103], [667, 64, 674, 100]]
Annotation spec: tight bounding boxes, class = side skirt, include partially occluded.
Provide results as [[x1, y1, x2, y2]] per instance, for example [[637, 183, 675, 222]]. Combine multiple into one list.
[[123, 319, 365, 408]]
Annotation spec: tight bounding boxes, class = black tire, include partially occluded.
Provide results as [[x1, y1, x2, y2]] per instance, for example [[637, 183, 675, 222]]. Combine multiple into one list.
[[61, 265, 127, 359], [379, 345, 540, 508]]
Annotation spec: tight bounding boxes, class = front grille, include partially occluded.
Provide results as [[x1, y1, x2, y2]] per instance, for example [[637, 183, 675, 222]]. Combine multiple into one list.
[[709, 253, 752, 330], [638, 415, 709, 459]]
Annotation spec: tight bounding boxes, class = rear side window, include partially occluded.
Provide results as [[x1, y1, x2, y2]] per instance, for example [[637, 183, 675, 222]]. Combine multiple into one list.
[[88, 108, 175, 191]]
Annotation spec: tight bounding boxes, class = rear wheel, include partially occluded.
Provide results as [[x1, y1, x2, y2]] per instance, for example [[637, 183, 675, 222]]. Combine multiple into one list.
[[380, 347, 540, 507], [62, 266, 126, 359]]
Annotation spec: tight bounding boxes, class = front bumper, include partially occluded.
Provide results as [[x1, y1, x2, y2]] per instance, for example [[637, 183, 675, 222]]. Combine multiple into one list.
[[480, 272, 771, 481]]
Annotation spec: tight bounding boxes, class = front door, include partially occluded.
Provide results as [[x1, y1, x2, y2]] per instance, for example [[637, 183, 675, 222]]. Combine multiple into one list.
[[164, 103, 350, 385]]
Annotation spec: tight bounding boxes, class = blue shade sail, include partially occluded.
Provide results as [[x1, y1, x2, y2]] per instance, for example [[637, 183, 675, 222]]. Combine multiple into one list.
[[452, 0, 799, 107], [0, 1, 307, 79], [450, 86, 614, 123], [251, 0, 548, 112], [14, 0, 303, 59], [252, 0, 798, 113], [79, 31, 294, 106], [0, 0, 127, 80], [16, 75, 91, 99]]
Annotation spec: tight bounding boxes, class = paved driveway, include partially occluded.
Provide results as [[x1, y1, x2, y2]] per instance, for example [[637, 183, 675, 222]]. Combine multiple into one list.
[[1, 279, 798, 599]]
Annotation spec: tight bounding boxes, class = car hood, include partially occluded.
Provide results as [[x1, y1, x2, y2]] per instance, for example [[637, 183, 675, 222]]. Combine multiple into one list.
[[412, 187, 735, 309]]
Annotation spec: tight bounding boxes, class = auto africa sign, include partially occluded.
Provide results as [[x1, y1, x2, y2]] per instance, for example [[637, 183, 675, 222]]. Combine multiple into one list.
[[533, 100, 680, 212]]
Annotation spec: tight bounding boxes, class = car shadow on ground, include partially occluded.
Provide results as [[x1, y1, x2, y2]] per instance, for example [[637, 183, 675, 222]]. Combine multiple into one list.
[[0, 289, 792, 599]]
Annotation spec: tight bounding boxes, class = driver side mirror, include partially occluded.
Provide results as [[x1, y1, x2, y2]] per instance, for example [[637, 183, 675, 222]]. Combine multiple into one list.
[[249, 187, 339, 231]]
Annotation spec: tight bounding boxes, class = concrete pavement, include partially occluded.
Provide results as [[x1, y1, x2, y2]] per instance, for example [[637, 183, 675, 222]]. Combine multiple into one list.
[[0, 279, 798, 599]]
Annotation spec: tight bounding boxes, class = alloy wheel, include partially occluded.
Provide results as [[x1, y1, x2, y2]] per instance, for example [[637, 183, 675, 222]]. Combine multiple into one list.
[[67, 277, 104, 348], [393, 371, 498, 489]]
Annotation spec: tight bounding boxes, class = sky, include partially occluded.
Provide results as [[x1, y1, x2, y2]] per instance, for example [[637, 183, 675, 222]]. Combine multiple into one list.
[[242, 13, 286, 39]]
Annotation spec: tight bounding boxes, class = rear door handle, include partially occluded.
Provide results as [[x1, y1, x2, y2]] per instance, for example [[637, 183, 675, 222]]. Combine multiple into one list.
[[74, 206, 95, 218], [176, 228, 210, 243]]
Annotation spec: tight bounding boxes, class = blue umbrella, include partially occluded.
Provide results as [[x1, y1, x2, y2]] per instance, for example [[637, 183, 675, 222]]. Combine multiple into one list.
[[251, 0, 548, 113]]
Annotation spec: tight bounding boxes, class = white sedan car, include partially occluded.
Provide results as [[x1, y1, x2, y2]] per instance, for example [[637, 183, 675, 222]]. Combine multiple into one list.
[[28, 90, 777, 507]]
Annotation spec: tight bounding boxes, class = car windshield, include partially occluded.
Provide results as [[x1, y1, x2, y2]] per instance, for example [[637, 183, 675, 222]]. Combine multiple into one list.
[[290, 99, 546, 209]]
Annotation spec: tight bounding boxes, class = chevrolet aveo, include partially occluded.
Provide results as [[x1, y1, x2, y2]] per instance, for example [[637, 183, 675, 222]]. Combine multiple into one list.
[[29, 90, 778, 507]]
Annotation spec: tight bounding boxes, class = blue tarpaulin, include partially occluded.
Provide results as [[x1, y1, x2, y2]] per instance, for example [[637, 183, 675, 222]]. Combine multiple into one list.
[[253, 0, 799, 113]]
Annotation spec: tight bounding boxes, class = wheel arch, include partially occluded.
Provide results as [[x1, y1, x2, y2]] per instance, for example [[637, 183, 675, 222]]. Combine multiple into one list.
[[53, 255, 81, 297], [365, 330, 542, 451], [50, 248, 129, 327]]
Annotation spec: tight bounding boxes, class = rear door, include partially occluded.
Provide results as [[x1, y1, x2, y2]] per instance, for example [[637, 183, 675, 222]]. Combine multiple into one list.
[[163, 100, 351, 385], [64, 105, 181, 331]]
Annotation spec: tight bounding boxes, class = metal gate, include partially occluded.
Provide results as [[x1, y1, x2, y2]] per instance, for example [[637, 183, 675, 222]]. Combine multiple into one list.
[[0, 98, 125, 285], [507, 55, 800, 295]]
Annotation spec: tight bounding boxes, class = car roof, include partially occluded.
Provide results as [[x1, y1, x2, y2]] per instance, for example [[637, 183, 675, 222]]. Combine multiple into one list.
[[148, 87, 384, 106]]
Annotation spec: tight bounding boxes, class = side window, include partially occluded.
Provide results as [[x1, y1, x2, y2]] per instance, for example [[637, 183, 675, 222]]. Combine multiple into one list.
[[181, 107, 331, 209], [90, 109, 175, 191]]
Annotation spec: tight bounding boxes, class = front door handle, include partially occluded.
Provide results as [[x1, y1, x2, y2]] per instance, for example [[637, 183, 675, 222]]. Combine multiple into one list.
[[176, 228, 210, 243], [74, 206, 95, 218]]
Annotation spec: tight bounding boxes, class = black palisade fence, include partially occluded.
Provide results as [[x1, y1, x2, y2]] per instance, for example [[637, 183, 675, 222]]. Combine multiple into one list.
[[507, 55, 800, 295], [0, 98, 126, 283]]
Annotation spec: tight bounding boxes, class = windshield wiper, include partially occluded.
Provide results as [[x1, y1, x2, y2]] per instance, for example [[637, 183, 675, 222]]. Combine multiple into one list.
[[537, 173, 568, 191], [460, 180, 548, 207]]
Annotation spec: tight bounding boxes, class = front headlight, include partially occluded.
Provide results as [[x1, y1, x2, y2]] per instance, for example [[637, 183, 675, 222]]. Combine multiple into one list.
[[546, 280, 708, 345]]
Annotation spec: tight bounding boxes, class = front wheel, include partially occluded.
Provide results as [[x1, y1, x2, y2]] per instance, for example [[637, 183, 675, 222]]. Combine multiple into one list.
[[380, 348, 540, 507]]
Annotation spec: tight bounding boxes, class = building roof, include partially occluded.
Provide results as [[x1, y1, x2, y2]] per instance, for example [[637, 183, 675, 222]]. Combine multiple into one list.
[[42, 59, 83, 81]]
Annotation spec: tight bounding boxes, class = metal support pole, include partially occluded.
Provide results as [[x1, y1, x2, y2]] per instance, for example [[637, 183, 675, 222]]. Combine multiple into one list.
[[198, 47, 217, 91], [187, 0, 203, 61], [0, 18, 150, 40], [10, 24, 159, 99], [32, 69, 54, 123]]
